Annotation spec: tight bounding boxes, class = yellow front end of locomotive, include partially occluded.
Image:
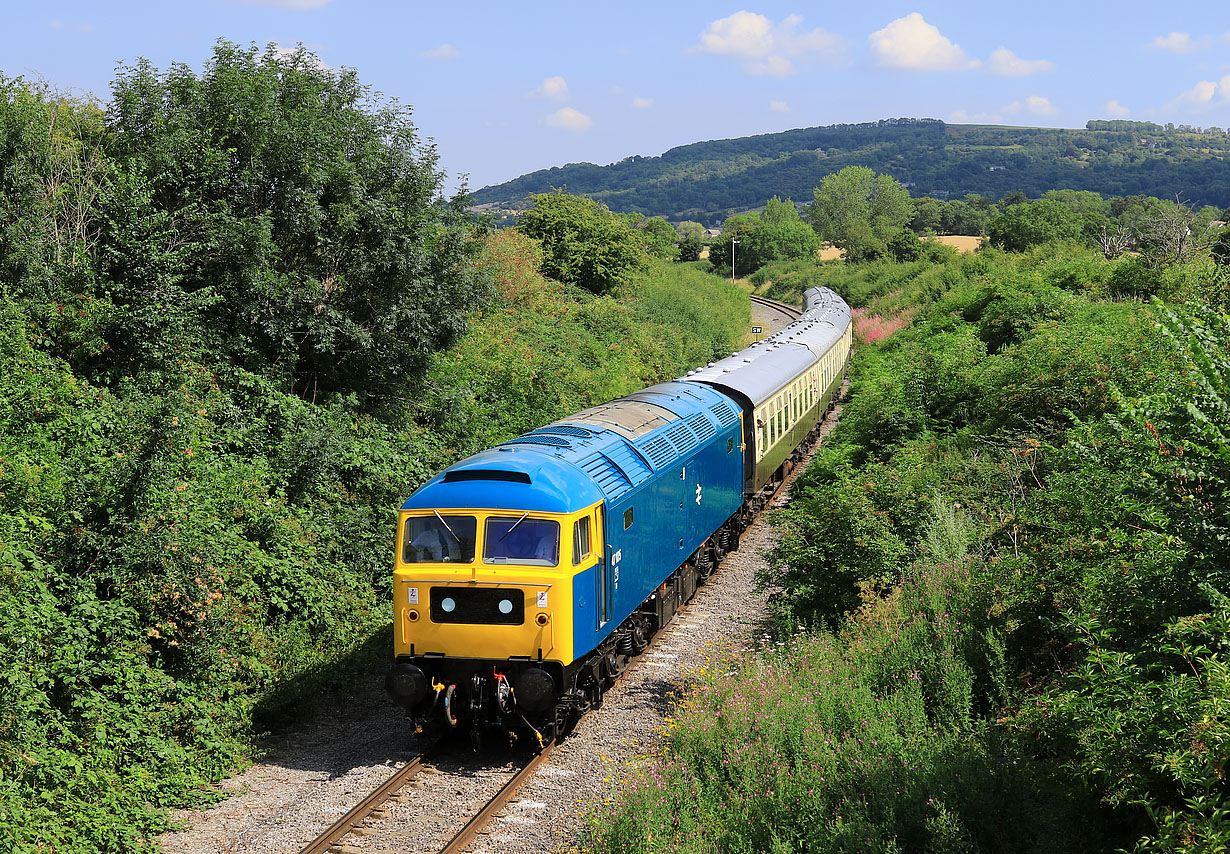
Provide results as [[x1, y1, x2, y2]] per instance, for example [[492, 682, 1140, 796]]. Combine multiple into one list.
[[392, 504, 601, 667]]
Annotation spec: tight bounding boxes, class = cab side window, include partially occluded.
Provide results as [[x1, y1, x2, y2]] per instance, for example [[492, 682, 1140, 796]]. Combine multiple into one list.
[[573, 516, 592, 565]]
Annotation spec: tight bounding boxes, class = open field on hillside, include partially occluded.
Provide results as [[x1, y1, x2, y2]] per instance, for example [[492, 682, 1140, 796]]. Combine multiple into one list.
[[816, 235, 982, 262]]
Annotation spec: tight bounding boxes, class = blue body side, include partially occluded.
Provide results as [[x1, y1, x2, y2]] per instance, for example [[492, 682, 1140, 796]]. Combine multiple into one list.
[[568, 383, 744, 659]]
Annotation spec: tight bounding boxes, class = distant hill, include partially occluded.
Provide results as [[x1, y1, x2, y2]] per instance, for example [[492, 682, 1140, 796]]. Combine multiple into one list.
[[469, 118, 1230, 226]]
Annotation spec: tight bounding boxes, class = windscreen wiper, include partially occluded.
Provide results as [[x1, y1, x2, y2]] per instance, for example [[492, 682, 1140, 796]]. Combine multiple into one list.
[[499, 511, 530, 541], [433, 510, 461, 542]]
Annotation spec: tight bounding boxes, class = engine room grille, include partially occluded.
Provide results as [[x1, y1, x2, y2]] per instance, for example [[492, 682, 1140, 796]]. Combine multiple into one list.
[[534, 425, 594, 439], [686, 412, 716, 442], [666, 423, 697, 454], [640, 436, 675, 468], [710, 401, 739, 427]]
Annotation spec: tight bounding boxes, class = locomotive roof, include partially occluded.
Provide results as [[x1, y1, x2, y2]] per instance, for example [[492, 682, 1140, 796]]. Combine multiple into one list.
[[401, 381, 741, 512], [681, 286, 850, 407]]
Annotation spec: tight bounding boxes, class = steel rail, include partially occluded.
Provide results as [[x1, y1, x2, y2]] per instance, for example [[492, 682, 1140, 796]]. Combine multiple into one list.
[[438, 741, 555, 854], [748, 294, 803, 321], [297, 746, 437, 854]]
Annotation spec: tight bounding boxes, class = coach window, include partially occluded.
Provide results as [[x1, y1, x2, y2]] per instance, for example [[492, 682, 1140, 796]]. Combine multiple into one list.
[[573, 516, 592, 565]]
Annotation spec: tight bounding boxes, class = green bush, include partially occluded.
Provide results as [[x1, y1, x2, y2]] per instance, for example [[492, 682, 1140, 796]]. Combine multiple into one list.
[[596, 243, 1229, 852], [583, 559, 1104, 854]]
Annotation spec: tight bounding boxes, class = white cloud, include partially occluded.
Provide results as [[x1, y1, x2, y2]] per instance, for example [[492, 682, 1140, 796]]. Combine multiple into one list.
[[1150, 32, 1199, 53], [546, 107, 593, 132], [270, 45, 331, 70], [1175, 79, 1219, 106], [1168, 76, 1230, 110], [631, 96, 653, 109], [1148, 31, 1230, 53], [1024, 95, 1058, 115], [420, 43, 460, 60], [231, 0, 333, 7], [987, 47, 1053, 77], [949, 108, 1002, 124], [952, 95, 1057, 124], [693, 11, 842, 77], [869, 13, 979, 71], [1105, 100, 1130, 118], [535, 76, 570, 101], [769, 100, 790, 112]]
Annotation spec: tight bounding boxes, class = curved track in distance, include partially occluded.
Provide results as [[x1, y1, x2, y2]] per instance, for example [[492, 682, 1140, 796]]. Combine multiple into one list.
[[748, 294, 802, 326]]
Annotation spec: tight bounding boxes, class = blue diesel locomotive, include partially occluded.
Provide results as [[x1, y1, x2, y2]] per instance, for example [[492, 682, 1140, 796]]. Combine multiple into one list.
[[386, 287, 851, 743]]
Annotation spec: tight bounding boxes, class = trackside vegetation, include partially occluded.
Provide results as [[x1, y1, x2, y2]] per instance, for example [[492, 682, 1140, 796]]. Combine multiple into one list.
[[583, 224, 1229, 848], [0, 51, 747, 852]]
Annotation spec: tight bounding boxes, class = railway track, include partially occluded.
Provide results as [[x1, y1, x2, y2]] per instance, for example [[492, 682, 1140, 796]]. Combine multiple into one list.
[[748, 294, 802, 324], [297, 739, 554, 854]]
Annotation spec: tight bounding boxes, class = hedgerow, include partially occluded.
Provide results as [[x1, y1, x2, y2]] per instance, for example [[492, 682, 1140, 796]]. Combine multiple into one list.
[[585, 242, 1230, 852]]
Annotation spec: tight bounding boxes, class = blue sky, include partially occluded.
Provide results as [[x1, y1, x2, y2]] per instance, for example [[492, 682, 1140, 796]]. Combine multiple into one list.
[[4, 2, 1229, 193]]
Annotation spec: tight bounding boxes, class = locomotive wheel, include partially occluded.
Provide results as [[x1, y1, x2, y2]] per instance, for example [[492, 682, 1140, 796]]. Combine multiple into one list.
[[631, 624, 648, 654]]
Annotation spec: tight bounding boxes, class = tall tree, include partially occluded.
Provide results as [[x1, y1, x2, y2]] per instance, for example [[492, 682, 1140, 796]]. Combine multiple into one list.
[[675, 220, 706, 242], [808, 166, 912, 260], [986, 199, 1083, 252], [101, 42, 486, 404], [640, 216, 680, 259], [516, 190, 646, 294]]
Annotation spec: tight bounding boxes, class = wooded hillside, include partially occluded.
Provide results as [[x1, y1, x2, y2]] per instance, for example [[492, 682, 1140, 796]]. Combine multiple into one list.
[[470, 118, 1230, 225]]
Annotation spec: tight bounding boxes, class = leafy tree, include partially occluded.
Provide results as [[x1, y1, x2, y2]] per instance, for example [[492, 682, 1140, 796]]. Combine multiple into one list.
[[1212, 223, 1230, 267], [0, 78, 112, 363], [910, 197, 944, 233], [675, 220, 706, 242], [748, 196, 819, 265], [102, 41, 486, 404], [808, 166, 912, 260], [1042, 189, 1111, 217], [677, 235, 703, 263], [708, 198, 818, 276], [516, 189, 646, 294], [987, 199, 1083, 251], [887, 228, 923, 261], [641, 216, 680, 260]]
